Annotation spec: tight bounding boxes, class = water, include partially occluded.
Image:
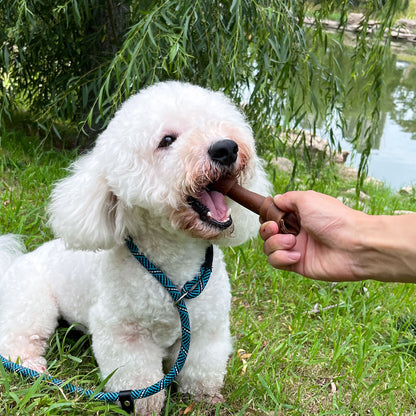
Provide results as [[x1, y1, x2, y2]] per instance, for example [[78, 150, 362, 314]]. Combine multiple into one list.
[[339, 113, 416, 189], [317, 41, 416, 190], [244, 31, 416, 190]]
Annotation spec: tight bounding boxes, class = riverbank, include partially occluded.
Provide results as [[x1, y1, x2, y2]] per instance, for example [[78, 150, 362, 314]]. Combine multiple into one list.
[[304, 12, 416, 44]]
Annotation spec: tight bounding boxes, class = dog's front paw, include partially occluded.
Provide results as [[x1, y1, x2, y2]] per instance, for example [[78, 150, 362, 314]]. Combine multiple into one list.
[[20, 356, 48, 374], [134, 391, 165, 416]]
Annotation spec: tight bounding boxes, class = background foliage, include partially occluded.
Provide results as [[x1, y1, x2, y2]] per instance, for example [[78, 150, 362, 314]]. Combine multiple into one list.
[[0, 1, 406, 164]]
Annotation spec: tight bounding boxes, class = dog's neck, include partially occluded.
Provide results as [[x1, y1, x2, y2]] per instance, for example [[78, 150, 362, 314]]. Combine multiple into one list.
[[126, 216, 213, 286]]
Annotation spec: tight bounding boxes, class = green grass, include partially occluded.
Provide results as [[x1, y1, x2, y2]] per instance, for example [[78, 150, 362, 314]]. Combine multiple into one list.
[[1, 126, 416, 415]]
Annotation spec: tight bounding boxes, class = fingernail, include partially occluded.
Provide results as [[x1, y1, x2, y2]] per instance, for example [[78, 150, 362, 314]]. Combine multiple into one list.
[[280, 234, 294, 247], [273, 194, 281, 203], [287, 252, 301, 262]]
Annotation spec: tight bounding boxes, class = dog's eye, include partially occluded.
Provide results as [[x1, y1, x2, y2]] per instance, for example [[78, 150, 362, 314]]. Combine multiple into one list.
[[158, 135, 177, 148]]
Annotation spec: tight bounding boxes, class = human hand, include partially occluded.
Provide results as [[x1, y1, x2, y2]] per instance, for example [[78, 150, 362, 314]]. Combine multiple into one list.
[[260, 191, 366, 281]]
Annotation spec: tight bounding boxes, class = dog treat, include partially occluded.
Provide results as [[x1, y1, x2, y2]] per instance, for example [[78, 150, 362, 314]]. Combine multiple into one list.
[[211, 176, 300, 235]]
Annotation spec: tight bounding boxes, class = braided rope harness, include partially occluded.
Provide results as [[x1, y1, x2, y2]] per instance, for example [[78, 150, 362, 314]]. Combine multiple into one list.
[[0, 237, 214, 413]]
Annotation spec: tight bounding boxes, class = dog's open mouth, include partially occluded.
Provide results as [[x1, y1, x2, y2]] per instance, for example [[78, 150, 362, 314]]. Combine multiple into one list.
[[187, 187, 232, 230]]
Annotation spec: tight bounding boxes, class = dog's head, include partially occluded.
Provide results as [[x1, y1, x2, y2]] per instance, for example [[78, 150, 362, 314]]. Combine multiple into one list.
[[48, 82, 271, 250]]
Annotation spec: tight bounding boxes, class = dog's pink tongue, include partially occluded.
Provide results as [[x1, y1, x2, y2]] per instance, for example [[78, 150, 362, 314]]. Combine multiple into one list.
[[197, 190, 229, 221]]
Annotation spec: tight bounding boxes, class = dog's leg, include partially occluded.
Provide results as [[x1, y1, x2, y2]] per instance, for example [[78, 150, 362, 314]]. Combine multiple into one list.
[[174, 319, 232, 403], [90, 317, 166, 416], [0, 268, 59, 373]]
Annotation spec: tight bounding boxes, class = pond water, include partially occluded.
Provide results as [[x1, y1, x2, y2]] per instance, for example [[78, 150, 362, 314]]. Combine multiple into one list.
[[243, 31, 416, 190], [315, 39, 416, 190], [338, 112, 416, 189]]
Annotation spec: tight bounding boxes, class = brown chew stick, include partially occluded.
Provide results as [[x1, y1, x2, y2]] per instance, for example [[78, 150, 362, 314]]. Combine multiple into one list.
[[211, 176, 300, 235]]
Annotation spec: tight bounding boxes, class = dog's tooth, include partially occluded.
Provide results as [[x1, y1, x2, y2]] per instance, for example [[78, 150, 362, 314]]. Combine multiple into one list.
[[207, 211, 212, 218], [226, 208, 231, 218]]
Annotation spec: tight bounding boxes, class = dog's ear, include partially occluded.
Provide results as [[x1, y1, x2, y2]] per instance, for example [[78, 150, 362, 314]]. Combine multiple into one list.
[[48, 152, 122, 250]]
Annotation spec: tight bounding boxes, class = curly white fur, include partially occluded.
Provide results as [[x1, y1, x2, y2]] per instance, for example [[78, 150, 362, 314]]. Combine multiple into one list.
[[0, 81, 271, 415]]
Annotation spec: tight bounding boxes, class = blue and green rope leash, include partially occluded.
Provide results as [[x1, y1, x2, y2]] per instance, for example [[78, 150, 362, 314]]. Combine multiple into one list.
[[0, 237, 214, 413]]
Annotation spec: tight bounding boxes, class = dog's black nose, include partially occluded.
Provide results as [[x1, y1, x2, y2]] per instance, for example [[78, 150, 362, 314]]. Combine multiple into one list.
[[208, 139, 239, 166]]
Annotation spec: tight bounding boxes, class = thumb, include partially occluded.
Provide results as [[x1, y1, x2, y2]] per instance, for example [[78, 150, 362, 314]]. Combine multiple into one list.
[[273, 191, 301, 214]]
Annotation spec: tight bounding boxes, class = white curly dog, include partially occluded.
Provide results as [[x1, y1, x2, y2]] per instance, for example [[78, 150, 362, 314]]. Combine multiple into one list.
[[0, 81, 270, 415]]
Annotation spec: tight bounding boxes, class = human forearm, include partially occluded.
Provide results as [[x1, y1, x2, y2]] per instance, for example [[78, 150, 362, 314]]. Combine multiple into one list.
[[353, 214, 416, 283]]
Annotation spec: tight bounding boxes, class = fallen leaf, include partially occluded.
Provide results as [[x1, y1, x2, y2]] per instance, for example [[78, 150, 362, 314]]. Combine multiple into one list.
[[182, 403, 195, 415], [237, 349, 252, 374], [237, 349, 252, 360]]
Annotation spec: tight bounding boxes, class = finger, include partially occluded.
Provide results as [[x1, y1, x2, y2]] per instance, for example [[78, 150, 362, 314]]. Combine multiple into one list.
[[268, 249, 301, 269], [274, 190, 311, 213], [259, 221, 279, 241], [263, 233, 296, 256], [273, 192, 296, 212]]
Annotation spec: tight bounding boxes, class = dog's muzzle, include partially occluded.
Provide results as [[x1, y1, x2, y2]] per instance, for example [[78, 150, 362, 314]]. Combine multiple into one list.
[[187, 139, 239, 230]]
